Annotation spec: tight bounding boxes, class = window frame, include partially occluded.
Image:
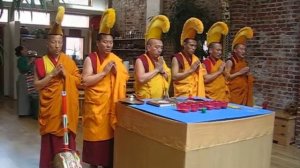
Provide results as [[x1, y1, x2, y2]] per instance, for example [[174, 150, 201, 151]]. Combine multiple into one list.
[[61, 14, 90, 28], [59, 0, 91, 6], [0, 9, 9, 23], [65, 36, 85, 61], [14, 10, 50, 25]]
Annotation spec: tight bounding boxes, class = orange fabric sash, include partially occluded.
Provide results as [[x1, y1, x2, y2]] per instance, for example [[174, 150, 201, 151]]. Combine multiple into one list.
[[83, 52, 128, 141], [173, 52, 205, 97], [204, 58, 230, 101], [39, 53, 81, 136], [134, 54, 171, 99], [228, 56, 254, 106]]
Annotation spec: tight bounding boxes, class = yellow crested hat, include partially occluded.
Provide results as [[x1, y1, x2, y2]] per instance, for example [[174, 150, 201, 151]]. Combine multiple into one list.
[[180, 17, 204, 46], [99, 8, 116, 34], [232, 27, 253, 49], [48, 6, 65, 35], [145, 15, 170, 42], [206, 21, 228, 46]]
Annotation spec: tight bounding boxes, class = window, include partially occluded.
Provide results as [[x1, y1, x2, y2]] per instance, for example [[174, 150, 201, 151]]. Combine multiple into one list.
[[0, 9, 8, 23], [14, 11, 50, 25], [23, 0, 40, 4], [62, 14, 89, 28], [60, 0, 90, 6], [65, 37, 84, 61], [4, 0, 40, 4]]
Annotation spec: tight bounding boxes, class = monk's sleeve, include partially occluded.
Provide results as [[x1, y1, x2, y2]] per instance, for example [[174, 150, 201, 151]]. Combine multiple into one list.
[[111, 62, 129, 129], [163, 63, 171, 89], [65, 61, 81, 88]]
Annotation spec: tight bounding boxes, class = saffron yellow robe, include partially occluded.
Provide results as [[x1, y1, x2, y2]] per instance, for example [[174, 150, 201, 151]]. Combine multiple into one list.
[[134, 54, 171, 99], [228, 55, 254, 106], [37, 53, 81, 136], [173, 52, 206, 97], [204, 58, 230, 101], [83, 52, 128, 141]]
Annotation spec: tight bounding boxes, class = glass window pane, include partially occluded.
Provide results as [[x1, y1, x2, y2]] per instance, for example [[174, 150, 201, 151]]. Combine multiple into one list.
[[0, 9, 8, 23], [65, 37, 84, 61], [62, 14, 89, 28], [22, 0, 40, 4], [59, 0, 89, 6], [14, 11, 50, 25], [4, 0, 40, 4]]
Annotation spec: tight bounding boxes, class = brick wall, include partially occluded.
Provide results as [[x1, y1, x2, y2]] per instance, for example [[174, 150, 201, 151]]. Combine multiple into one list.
[[112, 0, 146, 37], [296, 107, 300, 147], [230, 0, 300, 110], [112, 0, 299, 110]]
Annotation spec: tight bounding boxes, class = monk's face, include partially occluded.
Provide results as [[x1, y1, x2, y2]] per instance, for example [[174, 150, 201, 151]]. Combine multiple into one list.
[[209, 43, 222, 59], [183, 39, 197, 56], [97, 34, 113, 55], [146, 39, 163, 58], [234, 44, 246, 58], [47, 35, 63, 56]]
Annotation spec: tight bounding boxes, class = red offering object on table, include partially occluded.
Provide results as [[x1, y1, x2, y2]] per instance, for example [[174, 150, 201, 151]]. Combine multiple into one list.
[[190, 103, 199, 112], [220, 101, 228, 108], [176, 103, 190, 113], [206, 105, 215, 110], [214, 101, 222, 109]]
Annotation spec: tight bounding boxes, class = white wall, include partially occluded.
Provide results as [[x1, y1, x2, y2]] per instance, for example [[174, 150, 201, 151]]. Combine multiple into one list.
[[4, 21, 20, 99], [146, 0, 162, 24], [64, 0, 108, 14]]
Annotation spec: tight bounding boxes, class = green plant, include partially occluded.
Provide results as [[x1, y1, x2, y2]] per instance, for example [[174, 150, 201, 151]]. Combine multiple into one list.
[[165, 0, 214, 59], [0, 0, 64, 19], [12, 1, 45, 18]]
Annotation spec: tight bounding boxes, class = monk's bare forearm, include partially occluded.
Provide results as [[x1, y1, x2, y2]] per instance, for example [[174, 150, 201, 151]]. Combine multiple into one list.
[[204, 71, 222, 84], [34, 73, 54, 90], [172, 69, 193, 81], [227, 71, 242, 80], [137, 69, 160, 83], [83, 71, 107, 86]]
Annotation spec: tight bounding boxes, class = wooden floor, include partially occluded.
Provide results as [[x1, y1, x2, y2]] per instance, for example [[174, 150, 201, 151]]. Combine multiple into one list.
[[0, 96, 299, 168]]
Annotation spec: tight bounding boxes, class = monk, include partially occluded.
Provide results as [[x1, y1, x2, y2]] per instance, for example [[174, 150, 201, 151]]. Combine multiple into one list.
[[172, 38, 205, 97], [134, 38, 171, 99], [34, 32, 81, 167], [81, 33, 128, 168], [203, 42, 230, 101], [225, 43, 254, 106]]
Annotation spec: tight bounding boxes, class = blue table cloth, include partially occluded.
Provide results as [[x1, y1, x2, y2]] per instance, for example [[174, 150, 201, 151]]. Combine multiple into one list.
[[129, 103, 272, 123]]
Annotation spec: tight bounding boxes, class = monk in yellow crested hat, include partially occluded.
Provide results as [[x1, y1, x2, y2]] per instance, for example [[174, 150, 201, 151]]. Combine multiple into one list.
[[172, 17, 206, 98], [144, 15, 170, 42], [232, 26, 253, 49], [98, 8, 116, 35], [48, 6, 65, 36], [34, 6, 82, 167], [81, 8, 129, 168], [206, 21, 228, 47], [134, 15, 171, 99], [202, 21, 230, 102], [225, 26, 254, 106]]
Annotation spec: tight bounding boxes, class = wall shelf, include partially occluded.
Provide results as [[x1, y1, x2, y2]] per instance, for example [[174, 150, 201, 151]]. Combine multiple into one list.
[[113, 49, 145, 52], [114, 38, 144, 41]]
